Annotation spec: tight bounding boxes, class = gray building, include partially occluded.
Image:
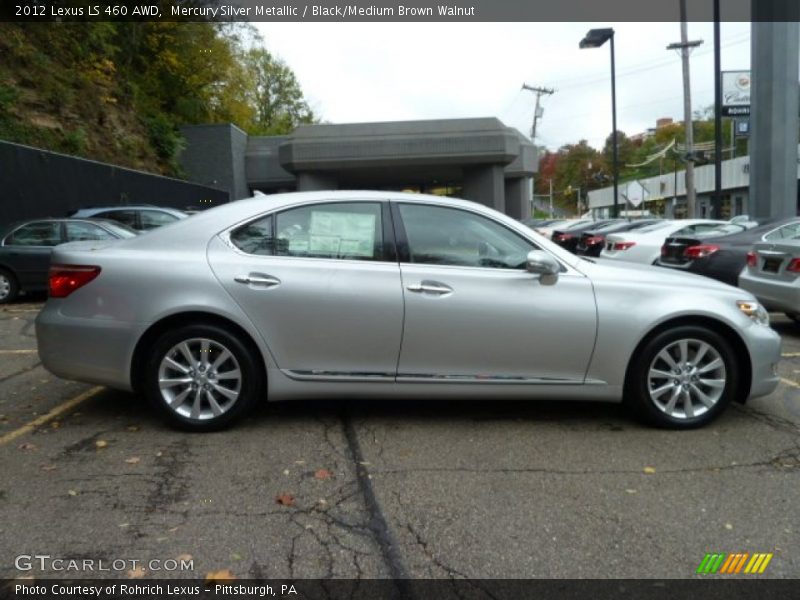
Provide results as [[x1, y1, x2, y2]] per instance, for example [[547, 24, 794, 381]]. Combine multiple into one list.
[[179, 118, 538, 220]]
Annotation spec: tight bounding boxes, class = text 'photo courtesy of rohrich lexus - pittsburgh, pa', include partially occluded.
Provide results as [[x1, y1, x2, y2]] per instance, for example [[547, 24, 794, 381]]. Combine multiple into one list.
[[34, 191, 781, 431]]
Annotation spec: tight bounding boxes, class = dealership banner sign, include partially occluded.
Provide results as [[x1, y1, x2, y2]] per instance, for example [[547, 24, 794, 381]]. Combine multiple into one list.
[[722, 71, 751, 117]]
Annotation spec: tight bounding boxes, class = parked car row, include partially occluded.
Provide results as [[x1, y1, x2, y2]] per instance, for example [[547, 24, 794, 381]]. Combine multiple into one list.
[[0, 206, 189, 303]]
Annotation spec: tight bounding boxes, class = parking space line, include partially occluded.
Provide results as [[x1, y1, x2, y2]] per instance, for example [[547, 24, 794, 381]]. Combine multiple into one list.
[[0, 386, 104, 446], [780, 377, 800, 389], [0, 349, 37, 355], [782, 352, 800, 358]]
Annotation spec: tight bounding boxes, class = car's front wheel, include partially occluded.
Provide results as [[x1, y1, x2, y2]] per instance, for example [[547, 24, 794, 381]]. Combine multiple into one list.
[[626, 326, 740, 428], [143, 324, 263, 431]]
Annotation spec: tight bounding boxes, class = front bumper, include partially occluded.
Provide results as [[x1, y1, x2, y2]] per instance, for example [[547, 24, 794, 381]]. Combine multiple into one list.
[[744, 320, 782, 400], [36, 301, 141, 391]]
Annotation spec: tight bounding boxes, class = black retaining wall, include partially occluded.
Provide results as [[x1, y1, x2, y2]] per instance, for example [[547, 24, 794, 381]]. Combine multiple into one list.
[[0, 140, 229, 227]]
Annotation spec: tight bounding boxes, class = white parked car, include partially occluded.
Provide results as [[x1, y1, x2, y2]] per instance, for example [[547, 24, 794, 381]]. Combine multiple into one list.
[[601, 220, 730, 265]]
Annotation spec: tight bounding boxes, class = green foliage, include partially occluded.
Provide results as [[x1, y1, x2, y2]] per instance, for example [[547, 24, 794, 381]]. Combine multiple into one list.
[[0, 22, 317, 175]]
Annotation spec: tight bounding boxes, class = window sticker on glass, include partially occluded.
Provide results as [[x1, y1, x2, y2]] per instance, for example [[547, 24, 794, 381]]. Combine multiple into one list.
[[309, 211, 376, 257]]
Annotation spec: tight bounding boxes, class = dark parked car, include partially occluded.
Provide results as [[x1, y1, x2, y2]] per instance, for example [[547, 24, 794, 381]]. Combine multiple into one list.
[[69, 205, 188, 231], [0, 218, 137, 303], [656, 222, 756, 275], [670, 218, 800, 286], [576, 219, 664, 257], [552, 219, 623, 253]]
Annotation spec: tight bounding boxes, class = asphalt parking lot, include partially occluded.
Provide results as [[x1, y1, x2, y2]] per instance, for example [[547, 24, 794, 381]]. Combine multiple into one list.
[[1, 298, 799, 580]]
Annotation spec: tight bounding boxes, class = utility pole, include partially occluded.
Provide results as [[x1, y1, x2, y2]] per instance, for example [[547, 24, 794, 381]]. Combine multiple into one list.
[[667, 0, 703, 218], [521, 84, 555, 141]]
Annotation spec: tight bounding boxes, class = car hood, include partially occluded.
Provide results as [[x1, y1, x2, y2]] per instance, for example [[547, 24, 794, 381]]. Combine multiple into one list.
[[579, 257, 749, 296]]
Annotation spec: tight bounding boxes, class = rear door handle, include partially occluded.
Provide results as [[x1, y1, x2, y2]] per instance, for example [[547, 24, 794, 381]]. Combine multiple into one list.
[[406, 280, 453, 295], [234, 273, 281, 288]]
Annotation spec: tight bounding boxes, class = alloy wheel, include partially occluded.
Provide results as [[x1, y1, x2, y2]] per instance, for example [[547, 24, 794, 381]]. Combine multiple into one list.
[[0, 274, 10, 301], [646, 338, 727, 420], [157, 337, 242, 420]]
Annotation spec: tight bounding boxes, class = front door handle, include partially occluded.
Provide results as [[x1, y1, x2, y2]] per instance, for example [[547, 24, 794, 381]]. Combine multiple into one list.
[[406, 280, 453, 295], [234, 273, 281, 288]]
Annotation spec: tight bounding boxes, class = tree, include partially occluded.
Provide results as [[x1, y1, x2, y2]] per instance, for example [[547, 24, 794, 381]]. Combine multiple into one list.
[[244, 48, 316, 135]]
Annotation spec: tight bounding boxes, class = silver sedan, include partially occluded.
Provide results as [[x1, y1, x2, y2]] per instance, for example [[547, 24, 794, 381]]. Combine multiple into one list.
[[36, 191, 781, 430]]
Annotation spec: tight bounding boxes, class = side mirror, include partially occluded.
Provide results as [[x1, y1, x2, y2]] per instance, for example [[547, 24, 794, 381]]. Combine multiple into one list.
[[525, 250, 561, 276]]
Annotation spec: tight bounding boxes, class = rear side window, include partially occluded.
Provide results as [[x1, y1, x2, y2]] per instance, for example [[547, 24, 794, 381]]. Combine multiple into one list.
[[140, 210, 179, 230], [765, 222, 800, 241], [230, 215, 274, 256], [276, 202, 384, 261], [65, 222, 116, 242], [98, 210, 138, 229], [5, 222, 62, 246]]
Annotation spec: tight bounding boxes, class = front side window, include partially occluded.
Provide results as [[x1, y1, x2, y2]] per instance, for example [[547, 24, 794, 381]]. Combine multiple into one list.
[[275, 202, 383, 261], [398, 204, 535, 269], [5, 222, 62, 247], [65, 222, 116, 242]]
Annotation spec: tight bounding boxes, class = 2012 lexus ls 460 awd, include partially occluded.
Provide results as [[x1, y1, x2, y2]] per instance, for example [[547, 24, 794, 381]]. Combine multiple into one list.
[[36, 191, 781, 430]]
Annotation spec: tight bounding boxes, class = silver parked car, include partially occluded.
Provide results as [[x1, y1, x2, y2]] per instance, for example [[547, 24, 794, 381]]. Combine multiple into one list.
[[36, 191, 781, 431], [740, 237, 800, 322]]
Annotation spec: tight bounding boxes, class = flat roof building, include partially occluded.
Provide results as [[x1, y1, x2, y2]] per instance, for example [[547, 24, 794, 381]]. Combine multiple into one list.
[[179, 118, 538, 220]]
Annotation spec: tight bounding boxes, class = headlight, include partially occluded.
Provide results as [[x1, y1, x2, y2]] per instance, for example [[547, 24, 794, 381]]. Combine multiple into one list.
[[737, 300, 770, 326]]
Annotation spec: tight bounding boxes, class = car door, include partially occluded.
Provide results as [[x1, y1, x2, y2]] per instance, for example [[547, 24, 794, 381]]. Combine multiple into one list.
[[393, 202, 597, 383], [1, 221, 64, 289], [207, 200, 404, 379]]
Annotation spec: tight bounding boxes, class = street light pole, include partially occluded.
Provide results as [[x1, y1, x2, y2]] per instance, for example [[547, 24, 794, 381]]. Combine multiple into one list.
[[609, 33, 619, 219], [580, 28, 619, 218]]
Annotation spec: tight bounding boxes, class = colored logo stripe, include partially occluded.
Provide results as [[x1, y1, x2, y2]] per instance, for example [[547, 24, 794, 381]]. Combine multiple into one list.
[[697, 553, 773, 574]]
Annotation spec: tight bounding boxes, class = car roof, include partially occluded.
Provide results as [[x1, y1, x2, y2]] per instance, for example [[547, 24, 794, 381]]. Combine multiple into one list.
[[72, 206, 187, 216]]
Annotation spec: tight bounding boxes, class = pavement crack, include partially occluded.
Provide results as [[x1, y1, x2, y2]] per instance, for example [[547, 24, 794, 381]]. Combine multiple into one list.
[[341, 410, 411, 585]]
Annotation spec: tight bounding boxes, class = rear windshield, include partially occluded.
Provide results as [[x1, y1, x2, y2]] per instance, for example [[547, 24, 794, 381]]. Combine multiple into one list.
[[635, 222, 673, 233]]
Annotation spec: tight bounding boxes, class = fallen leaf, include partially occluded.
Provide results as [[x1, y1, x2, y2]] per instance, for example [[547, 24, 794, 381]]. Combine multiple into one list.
[[314, 468, 333, 480], [40, 465, 57, 472], [176, 553, 193, 562], [275, 493, 295, 507], [625, 489, 638, 494], [725, 523, 734, 530], [294, 460, 306, 465], [155, 451, 163, 457], [18, 442, 36, 451], [643, 466, 656, 474], [119, 523, 129, 528], [168, 527, 180, 533], [127, 425, 140, 432], [95, 440, 108, 449], [125, 457, 141, 465], [205, 569, 235, 584], [318, 498, 327, 506], [127, 566, 146, 579], [50, 421, 60, 429], [67, 490, 78, 497], [230, 552, 242, 561], [282, 469, 290, 475]]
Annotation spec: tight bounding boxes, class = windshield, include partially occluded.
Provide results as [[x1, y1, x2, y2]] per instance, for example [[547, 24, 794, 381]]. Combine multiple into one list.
[[635, 221, 674, 233], [100, 221, 139, 238]]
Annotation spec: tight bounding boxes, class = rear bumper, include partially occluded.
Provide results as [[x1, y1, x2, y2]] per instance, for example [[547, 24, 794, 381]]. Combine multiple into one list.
[[739, 271, 800, 314], [36, 301, 141, 391]]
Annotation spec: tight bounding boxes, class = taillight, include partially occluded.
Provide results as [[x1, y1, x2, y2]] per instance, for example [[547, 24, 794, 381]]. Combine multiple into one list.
[[48, 265, 101, 298], [613, 241, 636, 251], [585, 236, 603, 246], [746, 251, 757, 267], [787, 258, 800, 273], [660, 244, 668, 257], [684, 244, 720, 259], [554, 233, 574, 242]]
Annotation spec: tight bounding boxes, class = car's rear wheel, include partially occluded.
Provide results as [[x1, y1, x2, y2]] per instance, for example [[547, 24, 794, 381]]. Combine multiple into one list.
[[625, 326, 739, 428], [143, 324, 263, 431], [0, 269, 19, 304], [784, 312, 800, 326]]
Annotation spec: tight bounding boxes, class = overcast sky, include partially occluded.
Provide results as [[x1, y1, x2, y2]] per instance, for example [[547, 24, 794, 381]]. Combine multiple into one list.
[[254, 22, 752, 151]]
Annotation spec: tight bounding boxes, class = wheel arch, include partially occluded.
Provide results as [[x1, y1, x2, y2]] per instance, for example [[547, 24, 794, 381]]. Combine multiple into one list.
[[624, 315, 752, 404], [130, 311, 267, 395]]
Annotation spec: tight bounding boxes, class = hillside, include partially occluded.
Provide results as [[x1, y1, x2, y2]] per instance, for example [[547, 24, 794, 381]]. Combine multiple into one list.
[[0, 23, 316, 177]]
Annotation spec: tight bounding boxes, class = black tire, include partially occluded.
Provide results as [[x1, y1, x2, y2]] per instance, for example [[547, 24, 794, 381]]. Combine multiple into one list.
[[784, 312, 800, 325], [624, 325, 739, 429], [143, 323, 264, 431], [0, 268, 19, 304]]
